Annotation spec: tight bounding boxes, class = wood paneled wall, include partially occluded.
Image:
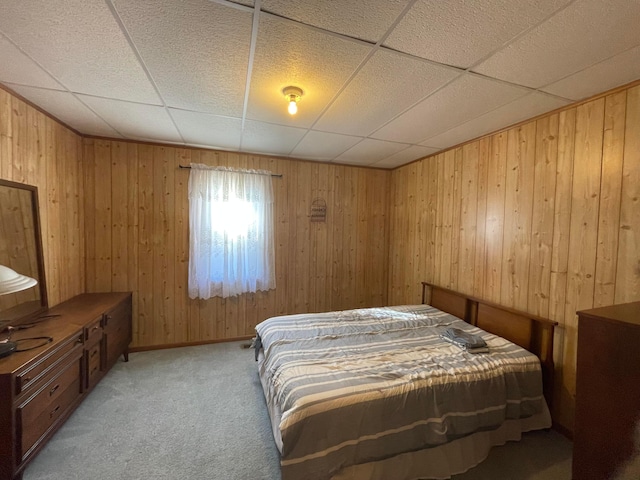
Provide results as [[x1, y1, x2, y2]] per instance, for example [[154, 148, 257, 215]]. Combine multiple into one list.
[[0, 88, 84, 307], [82, 140, 390, 348], [5, 79, 639, 432], [388, 83, 640, 431]]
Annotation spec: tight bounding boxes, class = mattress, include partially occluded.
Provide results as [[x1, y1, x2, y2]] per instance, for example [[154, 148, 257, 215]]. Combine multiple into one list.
[[255, 304, 551, 480]]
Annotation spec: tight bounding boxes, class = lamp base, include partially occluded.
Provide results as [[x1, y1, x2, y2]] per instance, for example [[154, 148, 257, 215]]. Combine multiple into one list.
[[0, 340, 17, 358]]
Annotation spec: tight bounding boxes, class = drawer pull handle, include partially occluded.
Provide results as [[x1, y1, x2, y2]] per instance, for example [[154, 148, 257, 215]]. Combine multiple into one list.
[[91, 349, 98, 358], [105, 315, 112, 325], [92, 325, 100, 332], [49, 384, 60, 396], [50, 405, 60, 418], [23, 376, 31, 384], [76, 337, 83, 344]]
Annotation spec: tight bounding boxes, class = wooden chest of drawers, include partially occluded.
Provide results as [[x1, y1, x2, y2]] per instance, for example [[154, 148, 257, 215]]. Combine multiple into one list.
[[0, 292, 132, 480], [573, 301, 640, 480]]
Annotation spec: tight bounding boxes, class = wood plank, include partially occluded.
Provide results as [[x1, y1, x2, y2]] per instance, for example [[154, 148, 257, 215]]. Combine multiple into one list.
[[501, 122, 536, 311], [111, 142, 130, 292], [387, 168, 403, 303], [136, 144, 154, 347], [83, 139, 97, 293], [529, 114, 559, 318], [48, 122, 65, 304], [295, 160, 312, 313], [615, 85, 640, 303], [439, 150, 455, 289], [174, 148, 189, 342], [355, 169, 369, 306], [449, 147, 464, 291], [594, 92, 626, 307], [473, 138, 490, 298], [0, 89, 12, 180], [61, 126, 82, 301], [10, 98, 27, 183], [484, 132, 507, 303], [458, 142, 479, 295], [433, 154, 445, 288], [414, 159, 428, 304], [274, 157, 290, 315], [376, 169, 390, 306], [425, 157, 438, 286], [549, 108, 576, 324], [151, 146, 175, 345], [331, 165, 345, 309], [93, 140, 112, 293], [404, 162, 418, 302]]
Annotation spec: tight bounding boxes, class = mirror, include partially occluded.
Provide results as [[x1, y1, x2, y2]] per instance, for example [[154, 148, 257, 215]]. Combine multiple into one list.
[[0, 179, 47, 328]]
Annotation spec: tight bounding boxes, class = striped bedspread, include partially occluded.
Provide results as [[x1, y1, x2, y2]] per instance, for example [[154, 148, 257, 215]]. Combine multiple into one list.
[[255, 305, 549, 480]]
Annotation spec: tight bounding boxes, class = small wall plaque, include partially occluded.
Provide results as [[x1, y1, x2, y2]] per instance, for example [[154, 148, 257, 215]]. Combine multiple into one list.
[[310, 198, 327, 222]]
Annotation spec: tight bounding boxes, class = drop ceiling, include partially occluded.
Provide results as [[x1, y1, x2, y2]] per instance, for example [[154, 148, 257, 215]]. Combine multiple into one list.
[[1, 0, 640, 169]]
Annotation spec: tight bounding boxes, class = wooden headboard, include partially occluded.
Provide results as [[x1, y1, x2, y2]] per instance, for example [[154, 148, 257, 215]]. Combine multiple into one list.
[[422, 282, 558, 407]]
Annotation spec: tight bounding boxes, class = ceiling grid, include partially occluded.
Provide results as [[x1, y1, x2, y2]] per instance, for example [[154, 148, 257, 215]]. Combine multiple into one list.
[[0, 0, 638, 168]]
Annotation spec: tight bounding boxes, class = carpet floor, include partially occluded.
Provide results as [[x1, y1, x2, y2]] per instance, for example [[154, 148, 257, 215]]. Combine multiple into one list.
[[24, 341, 572, 480]]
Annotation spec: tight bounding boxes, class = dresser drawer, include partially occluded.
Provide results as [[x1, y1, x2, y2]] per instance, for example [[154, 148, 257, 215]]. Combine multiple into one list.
[[86, 337, 103, 389], [103, 297, 131, 332], [85, 316, 103, 343], [18, 354, 82, 457], [16, 332, 83, 396]]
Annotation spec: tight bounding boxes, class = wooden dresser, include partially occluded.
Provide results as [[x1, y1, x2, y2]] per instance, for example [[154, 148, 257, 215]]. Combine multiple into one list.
[[0, 292, 132, 480], [573, 301, 640, 480]]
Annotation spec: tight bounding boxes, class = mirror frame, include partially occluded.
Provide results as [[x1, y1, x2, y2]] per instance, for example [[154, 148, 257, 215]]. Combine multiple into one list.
[[0, 179, 48, 324]]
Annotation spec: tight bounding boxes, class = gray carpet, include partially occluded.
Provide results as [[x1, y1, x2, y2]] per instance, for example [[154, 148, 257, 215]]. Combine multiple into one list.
[[24, 341, 572, 480]]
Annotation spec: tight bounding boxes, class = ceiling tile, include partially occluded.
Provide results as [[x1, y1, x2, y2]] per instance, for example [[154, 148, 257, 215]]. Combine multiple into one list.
[[7, 84, 122, 137], [0, 35, 62, 90], [334, 138, 408, 165], [169, 109, 242, 150], [0, 0, 161, 104], [290, 130, 362, 160], [421, 92, 570, 149], [314, 49, 459, 136], [371, 73, 530, 144], [112, 0, 253, 116], [384, 0, 570, 68], [260, 0, 410, 43], [241, 120, 307, 155], [246, 14, 372, 128], [542, 45, 640, 101], [473, 0, 640, 88], [78, 95, 182, 142], [373, 145, 440, 168]]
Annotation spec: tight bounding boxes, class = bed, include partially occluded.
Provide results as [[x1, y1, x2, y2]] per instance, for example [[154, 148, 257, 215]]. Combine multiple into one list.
[[254, 283, 557, 480]]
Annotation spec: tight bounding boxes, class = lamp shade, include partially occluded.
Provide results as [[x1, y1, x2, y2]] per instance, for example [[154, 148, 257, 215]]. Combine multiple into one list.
[[0, 265, 38, 296]]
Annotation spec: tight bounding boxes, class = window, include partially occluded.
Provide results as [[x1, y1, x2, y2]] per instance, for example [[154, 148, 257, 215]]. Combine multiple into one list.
[[188, 164, 275, 299]]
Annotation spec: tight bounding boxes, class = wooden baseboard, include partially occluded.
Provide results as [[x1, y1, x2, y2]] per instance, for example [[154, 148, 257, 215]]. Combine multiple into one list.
[[128, 335, 254, 353], [552, 421, 573, 440]]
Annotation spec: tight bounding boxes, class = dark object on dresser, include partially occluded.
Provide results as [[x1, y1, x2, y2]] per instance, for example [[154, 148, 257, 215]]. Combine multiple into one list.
[[573, 301, 640, 480], [0, 292, 132, 480]]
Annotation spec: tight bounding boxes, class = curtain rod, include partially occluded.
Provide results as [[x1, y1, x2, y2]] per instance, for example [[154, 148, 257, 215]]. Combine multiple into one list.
[[178, 165, 283, 178]]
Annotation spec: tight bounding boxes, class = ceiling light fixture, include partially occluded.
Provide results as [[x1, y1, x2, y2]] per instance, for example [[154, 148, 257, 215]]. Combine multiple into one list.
[[282, 86, 303, 115]]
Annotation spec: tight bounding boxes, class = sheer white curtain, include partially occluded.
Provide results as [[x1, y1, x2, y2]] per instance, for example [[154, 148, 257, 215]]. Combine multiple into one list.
[[188, 164, 275, 299]]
